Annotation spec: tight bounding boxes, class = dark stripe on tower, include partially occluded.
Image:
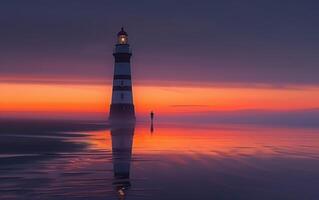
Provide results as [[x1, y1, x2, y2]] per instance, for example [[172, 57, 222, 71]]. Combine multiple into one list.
[[113, 53, 132, 63], [113, 75, 131, 80], [110, 104, 135, 119], [113, 86, 132, 91]]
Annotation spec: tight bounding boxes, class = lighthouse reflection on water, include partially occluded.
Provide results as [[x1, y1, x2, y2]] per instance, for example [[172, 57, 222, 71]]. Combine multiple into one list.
[[111, 122, 135, 199]]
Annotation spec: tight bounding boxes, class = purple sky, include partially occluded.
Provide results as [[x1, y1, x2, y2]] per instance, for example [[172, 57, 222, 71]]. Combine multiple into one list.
[[1, 0, 319, 86]]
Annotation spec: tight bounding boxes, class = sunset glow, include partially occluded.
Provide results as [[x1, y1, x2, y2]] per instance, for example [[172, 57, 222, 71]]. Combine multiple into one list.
[[85, 124, 319, 156], [1, 82, 319, 117], [1, 1, 319, 199]]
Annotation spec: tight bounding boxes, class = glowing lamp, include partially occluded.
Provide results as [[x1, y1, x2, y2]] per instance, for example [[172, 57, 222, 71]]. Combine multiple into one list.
[[117, 27, 128, 44]]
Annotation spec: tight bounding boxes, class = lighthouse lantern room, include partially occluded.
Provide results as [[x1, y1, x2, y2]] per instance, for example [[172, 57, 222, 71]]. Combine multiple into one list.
[[118, 27, 128, 44]]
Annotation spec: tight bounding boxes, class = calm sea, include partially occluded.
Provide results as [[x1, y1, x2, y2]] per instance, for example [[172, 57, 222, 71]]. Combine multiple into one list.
[[0, 119, 319, 200]]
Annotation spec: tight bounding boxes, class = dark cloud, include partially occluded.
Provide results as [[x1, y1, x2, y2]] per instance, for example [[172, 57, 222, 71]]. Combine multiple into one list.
[[1, 0, 319, 85]]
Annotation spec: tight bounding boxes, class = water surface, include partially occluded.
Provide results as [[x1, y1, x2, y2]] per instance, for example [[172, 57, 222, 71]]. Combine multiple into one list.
[[0, 119, 319, 200]]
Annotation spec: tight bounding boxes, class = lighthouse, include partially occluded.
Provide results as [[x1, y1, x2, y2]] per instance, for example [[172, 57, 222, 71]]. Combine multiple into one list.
[[109, 28, 135, 121]]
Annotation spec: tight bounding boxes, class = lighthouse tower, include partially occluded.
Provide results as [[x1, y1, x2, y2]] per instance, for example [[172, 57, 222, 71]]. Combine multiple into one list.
[[109, 28, 135, 121]]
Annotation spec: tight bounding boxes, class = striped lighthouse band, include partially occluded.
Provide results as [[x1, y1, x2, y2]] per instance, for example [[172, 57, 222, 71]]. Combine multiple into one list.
[[113, 44, 132, 63], [113, 75, 131, 80], [113, 52, 132, 63], [113, 62, 132, 81], [112, 86, 132, 91]]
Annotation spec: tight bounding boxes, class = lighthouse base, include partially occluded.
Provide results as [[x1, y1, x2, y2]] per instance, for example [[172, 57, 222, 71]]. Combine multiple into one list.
[[109, 104, 135, 122]]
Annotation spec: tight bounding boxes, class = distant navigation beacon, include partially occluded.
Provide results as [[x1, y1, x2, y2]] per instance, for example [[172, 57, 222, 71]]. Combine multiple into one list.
[[109, 27, 135, 121]]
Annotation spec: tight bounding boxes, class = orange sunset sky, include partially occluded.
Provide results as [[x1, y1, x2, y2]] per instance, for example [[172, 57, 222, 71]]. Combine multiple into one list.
[[1, 79, 319, 118]]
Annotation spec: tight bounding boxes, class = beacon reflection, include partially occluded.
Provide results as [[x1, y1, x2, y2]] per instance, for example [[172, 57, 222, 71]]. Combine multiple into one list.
[[111, 122, 135, 199]]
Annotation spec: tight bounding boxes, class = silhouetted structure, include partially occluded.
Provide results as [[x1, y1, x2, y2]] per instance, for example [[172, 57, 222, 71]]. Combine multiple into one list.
[[150, 122, 154, 134], [150, 111, 155, 134], [109, 28, 135, 121], [111, 122, 135, 199], [150, 111, 154, 121]]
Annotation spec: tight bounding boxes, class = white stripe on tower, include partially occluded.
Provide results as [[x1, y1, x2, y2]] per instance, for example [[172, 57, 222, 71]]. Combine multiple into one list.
[[114, 63, 131, 76]]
